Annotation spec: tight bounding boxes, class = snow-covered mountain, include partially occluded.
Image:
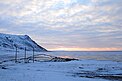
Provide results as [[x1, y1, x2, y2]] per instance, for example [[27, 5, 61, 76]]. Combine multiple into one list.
[[0, 33, 47, 51]]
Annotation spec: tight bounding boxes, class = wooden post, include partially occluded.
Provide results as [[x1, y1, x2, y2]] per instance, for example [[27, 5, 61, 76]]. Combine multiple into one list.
[[15, 46, 17, 63], [33, 47, 34, 63], [24, 47, 27, 63]]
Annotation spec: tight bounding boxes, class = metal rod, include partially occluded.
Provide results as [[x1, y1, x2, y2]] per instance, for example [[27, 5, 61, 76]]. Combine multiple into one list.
[[15, 46, 17, 63], [33, 47, 34, 63], [24, 47, 26, 63]]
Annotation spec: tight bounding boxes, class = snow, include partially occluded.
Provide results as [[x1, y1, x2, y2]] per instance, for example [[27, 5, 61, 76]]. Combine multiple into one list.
[[0, 49, 41, 63], [0, 33, 47, 52], [0, 41, 122, 81], [0, 53, 122, 81], [0, 60, 114, 81]]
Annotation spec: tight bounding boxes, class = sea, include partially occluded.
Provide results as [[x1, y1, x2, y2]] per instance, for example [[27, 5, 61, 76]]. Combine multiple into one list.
[[1, 51, 122, 62], [45, 51, 122, 62]]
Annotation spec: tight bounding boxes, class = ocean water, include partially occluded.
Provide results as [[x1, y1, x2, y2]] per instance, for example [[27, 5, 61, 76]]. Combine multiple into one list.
[[45, 51, 122, 62], [1, 51, 122, 62]]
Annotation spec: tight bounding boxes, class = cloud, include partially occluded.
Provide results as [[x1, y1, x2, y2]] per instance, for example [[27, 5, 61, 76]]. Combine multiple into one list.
[[0, 0, 122, 50]]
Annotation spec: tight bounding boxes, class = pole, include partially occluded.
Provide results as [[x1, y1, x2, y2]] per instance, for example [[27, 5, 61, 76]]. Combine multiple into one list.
[[15, 46, 17, 63], [33, 47, 34, 63], [24, 47, 26, 63]]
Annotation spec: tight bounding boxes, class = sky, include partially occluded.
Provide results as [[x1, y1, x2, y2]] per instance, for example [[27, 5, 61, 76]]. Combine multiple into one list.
[[0, 0, 122, 51]]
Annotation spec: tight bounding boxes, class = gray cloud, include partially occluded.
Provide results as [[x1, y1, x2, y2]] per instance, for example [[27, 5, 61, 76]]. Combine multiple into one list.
[[0, 0, 122, 50]]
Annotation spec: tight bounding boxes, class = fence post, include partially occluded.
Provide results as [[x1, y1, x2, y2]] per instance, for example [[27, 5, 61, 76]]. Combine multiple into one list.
[[33, 47, 34, 63], [15, 46, 17, 63], [24, 47, 27, 63]]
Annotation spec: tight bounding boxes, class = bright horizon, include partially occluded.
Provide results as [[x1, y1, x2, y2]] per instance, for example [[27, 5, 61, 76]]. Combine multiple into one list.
[[0, 0, 122, 51], [48, 47, 122, 51]]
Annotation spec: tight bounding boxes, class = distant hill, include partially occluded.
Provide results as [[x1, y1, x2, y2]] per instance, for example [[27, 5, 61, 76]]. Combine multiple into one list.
[[0, 33, 47, 51]]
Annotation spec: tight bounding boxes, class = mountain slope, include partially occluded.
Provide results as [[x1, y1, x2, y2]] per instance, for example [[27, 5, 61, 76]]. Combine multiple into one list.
[[0, 33, 47, 51]]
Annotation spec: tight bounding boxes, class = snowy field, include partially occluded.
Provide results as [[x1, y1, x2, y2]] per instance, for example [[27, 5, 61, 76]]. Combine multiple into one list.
[[0, 51, 122, 81]]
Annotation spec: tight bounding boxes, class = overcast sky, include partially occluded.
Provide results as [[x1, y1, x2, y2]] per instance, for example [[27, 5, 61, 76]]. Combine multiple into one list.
[[0, 0, 122, 51]]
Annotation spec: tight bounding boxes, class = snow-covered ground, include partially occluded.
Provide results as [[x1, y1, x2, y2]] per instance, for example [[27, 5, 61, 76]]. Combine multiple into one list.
[[0, 51, 122, 81], [0, 49, 42, 63], [0, 59, 122, 81], [0, 62, 122, 81]]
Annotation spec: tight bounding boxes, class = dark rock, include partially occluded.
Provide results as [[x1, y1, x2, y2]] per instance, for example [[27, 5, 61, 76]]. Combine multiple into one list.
[[50, 57, 78, 62], [2, 67, 7, 69]]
